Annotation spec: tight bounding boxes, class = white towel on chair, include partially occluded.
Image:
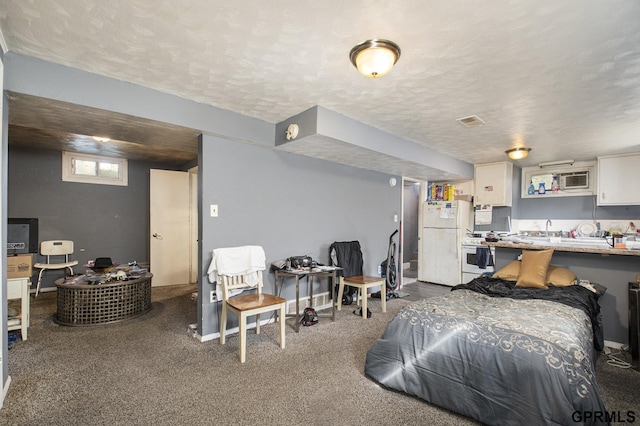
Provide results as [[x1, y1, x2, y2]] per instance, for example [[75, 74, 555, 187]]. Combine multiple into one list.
[[206, 245, 266, 300]]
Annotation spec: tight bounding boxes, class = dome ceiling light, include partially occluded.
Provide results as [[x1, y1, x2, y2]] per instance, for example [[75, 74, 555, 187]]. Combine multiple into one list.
[[349, 39, 401, 78], [505, 147, 531, 160]]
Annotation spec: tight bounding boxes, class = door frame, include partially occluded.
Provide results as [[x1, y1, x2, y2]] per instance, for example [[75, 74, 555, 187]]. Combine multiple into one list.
[[401, 177, 424, 288], [188, 166, 198, 284]]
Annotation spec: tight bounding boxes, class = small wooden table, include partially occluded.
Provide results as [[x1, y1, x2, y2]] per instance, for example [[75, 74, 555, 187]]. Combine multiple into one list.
[[274, 268, 339, 332], [55, 273, 153, 326]]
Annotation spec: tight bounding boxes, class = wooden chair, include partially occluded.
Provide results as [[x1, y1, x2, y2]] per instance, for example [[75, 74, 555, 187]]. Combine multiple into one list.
[[337, 275, 386, 319], [331, 240, 386, 319], [219, 270, 286, 363], [33, 240, 78, 297]]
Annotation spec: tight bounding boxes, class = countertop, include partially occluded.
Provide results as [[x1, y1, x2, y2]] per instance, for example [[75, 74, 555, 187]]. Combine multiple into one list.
[[483, 241, 640, 257]]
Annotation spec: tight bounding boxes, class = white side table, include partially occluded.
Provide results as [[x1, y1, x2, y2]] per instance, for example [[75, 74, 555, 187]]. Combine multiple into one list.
[[7, 278, 31, 340]]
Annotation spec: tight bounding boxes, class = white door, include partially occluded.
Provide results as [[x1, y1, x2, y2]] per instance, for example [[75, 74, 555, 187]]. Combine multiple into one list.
[[150, 169, 190, 287]]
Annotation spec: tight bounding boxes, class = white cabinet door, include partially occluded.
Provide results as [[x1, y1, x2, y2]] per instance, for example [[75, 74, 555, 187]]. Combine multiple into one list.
[[474, 162, 513, 206], [598, 153, 640, 205]]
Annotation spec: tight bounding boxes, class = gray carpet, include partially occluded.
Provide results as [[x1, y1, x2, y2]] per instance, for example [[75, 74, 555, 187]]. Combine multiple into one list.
[[1, 285, 638, 425]]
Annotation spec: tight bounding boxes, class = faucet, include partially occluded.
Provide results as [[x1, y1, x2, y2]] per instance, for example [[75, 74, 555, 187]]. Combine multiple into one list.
[[545, 219, 552, 237]]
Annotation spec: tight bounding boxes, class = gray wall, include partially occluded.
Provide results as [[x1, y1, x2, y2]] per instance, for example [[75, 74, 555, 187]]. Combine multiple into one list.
[[7, 146, 182, 291], [3, 52, 405, 342], [198, 134, 401, 337]]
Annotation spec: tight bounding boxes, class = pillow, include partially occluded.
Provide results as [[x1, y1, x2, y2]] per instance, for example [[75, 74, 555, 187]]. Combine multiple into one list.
[[516, 249, 554, 289], [546, 265, 577, 286], [492, 260, 520, 281]]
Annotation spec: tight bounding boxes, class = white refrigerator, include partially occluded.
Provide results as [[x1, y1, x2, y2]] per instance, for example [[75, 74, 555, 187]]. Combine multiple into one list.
[[418, 200, 472, 286]]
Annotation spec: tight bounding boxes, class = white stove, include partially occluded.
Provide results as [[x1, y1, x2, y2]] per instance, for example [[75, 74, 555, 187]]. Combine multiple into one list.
[[461, 235, 495, 282], [461, 237, 486, 246]]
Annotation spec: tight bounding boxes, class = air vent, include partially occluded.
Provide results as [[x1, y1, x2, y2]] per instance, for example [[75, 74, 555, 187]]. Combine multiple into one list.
[[456, 115, 485, 127]]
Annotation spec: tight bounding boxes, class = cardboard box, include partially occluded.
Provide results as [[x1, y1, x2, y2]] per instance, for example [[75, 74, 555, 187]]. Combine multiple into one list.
[[454, 194, 473, 202], [7, 254, 33, 279]]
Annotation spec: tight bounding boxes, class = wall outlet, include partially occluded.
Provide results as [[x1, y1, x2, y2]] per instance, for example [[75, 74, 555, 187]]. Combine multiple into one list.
[[377, 265, 382, 275], [210, 290, 215, 303]]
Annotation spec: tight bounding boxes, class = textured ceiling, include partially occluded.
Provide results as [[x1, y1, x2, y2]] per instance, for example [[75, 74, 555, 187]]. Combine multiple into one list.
[[7, 93, 199, 166], [1, 0, 640, 175]]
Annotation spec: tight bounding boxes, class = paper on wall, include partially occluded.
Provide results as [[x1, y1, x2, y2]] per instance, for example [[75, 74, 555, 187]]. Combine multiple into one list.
[[475, 205, 493, 225], [439, 202, 457, 219]]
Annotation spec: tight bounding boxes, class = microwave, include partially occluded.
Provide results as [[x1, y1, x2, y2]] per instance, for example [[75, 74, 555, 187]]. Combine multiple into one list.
[[558, 171, 589, 190]]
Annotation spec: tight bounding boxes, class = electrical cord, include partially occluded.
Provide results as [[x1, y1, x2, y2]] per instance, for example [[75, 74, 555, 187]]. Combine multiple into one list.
[[604, 346, 636, 370], [606, 351, 632, 369]]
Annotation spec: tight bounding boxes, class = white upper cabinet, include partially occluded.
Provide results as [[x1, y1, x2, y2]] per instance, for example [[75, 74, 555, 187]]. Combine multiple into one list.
[[597, 153, 640, 205], [474, 162, 513, 206]]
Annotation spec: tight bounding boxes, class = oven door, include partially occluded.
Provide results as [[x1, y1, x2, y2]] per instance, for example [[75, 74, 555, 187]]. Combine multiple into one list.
[[461, 245, 495, 274]]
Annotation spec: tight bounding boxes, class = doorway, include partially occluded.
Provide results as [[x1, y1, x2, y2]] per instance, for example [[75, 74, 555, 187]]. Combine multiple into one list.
[[150, 168, 198, 287], [402, 178, 422, 286]]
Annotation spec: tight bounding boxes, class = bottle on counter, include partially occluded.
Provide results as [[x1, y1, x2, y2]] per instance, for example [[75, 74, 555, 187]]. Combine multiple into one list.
[[528, 180, 536, 195], [551, 175, 559, 193], [538, 182, 546, 194]]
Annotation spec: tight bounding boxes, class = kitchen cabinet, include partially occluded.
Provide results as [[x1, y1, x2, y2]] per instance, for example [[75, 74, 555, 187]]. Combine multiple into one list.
[[474, 162, 513, 206], [597, 153, 640, 206]]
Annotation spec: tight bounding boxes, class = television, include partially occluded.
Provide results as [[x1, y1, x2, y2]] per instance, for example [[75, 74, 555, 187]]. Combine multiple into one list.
[[7, 218, 39, 254]]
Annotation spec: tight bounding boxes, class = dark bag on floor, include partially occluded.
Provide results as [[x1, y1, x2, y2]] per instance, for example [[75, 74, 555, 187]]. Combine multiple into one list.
[[301, 307, 318, 326]]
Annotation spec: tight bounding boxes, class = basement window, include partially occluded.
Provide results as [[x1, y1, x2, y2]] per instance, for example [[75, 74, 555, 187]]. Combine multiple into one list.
[[62, 151, 128, 186]]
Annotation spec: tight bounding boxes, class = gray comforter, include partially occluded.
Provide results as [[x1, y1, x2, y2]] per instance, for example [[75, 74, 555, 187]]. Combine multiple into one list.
[[365, 281, 608, 425]]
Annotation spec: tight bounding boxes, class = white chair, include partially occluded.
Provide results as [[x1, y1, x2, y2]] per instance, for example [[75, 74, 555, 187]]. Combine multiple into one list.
[[218, 268, 286, 363], [33, 240, 78, 297]]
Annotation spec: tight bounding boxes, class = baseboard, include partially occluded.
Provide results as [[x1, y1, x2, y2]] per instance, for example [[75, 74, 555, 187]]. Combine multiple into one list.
[[1, 375, 12, 409], [285, 291, 332, 315], [28, 287, 56, 295], [193, 316, 278, 343], [193, 293, 333, 342], [604, 340, 625, 350]]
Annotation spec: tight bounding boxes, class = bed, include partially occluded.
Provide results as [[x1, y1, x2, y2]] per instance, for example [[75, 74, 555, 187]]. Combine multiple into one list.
[[365, 255, 608, 426]]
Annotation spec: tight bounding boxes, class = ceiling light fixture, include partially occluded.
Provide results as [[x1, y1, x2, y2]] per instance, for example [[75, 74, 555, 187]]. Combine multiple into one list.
[[349, 39, 401, 78], [92, 136, 111, 142], [538, 159, 575, 168], [505, 147, 531, 160]]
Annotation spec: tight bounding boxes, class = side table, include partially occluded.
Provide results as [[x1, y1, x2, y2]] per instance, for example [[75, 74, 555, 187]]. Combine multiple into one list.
[[274, 268, 339, 332], [7, 278, 31, 340]]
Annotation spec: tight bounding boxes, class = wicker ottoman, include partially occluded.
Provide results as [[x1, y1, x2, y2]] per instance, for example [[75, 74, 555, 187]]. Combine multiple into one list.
[[55, 274, 153, 326]]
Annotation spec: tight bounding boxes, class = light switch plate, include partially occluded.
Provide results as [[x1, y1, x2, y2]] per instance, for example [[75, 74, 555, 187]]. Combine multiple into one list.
[[210, 204, 218, 217]]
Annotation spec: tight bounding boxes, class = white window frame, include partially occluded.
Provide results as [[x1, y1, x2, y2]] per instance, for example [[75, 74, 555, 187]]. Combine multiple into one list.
[[62, 151, 128, 186]]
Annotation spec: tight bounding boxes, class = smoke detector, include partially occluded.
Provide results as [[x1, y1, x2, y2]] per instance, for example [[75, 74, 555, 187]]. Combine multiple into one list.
[[286, 124, 299, 140], [456, 115, 485, 128]]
